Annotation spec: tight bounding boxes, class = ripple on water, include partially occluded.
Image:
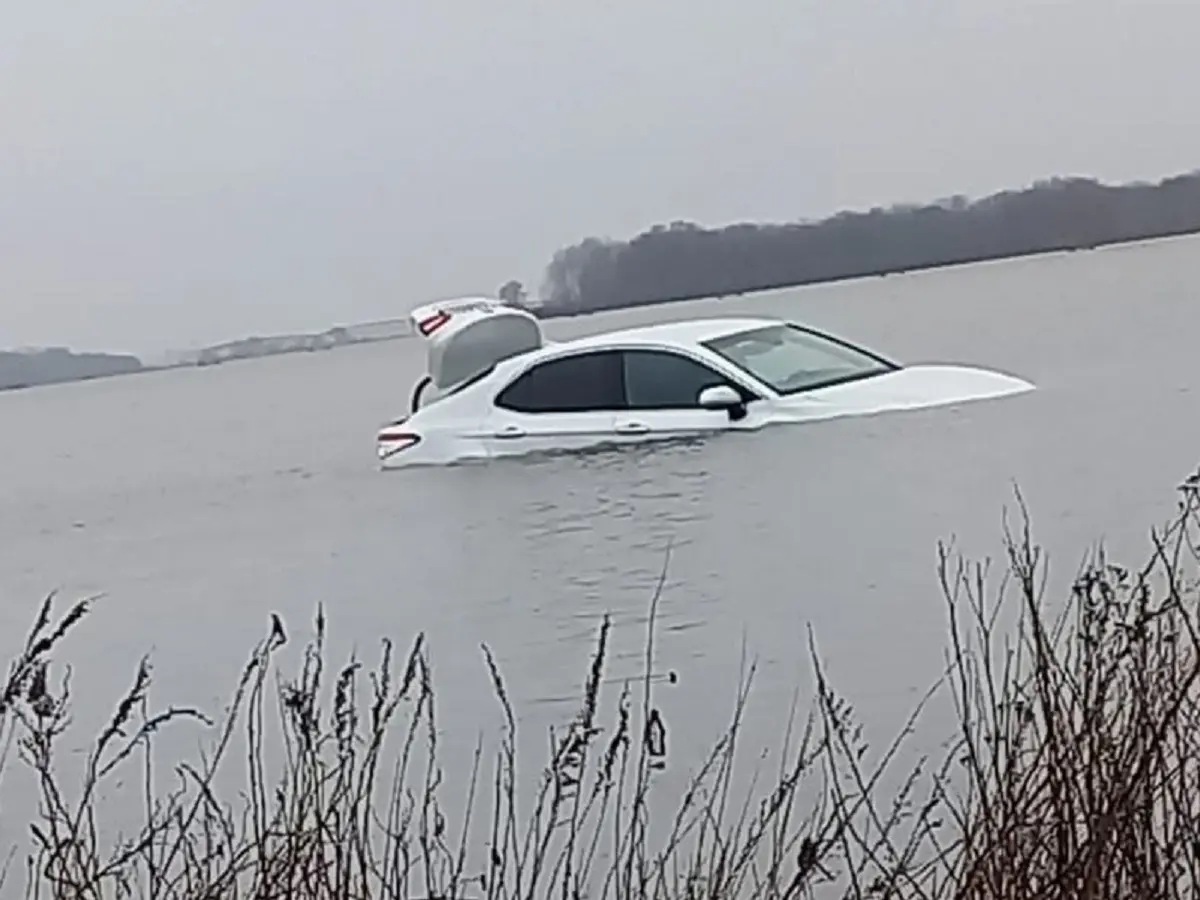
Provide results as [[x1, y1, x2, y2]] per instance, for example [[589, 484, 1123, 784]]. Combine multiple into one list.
[[6, 243, 1200, 834]]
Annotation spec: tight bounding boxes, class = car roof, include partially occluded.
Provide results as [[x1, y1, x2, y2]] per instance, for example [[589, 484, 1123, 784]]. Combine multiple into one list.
[[556, 316, 780, 352]]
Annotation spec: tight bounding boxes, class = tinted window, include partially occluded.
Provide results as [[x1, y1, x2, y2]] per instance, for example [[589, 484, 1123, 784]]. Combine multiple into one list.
[[621, 349, 750, 410], [495, 351, 625, 413]]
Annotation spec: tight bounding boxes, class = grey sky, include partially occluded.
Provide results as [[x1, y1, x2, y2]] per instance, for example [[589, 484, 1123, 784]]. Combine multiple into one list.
[[3, 1, 1199, 355]]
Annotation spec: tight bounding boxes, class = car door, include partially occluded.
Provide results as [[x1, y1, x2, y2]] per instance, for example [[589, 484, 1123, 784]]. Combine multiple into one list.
[[485, 350, 624, 457], [612, 348, 767, 442]]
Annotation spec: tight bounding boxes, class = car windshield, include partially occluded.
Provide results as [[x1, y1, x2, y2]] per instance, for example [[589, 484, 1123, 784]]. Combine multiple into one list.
[[702, 323, 897, 396]]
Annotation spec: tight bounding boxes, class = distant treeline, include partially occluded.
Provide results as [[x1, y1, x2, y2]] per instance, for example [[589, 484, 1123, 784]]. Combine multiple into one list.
[[0, 348, 143, 391], [536, 169, 1200, 315]]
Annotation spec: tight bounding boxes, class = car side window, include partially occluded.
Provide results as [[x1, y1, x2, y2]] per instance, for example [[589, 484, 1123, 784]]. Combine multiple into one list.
[[495, 350, 625, 413], [621, 349, 754, 410]]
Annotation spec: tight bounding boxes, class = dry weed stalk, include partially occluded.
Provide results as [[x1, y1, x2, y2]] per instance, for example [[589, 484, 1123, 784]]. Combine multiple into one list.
[[933, 473, 1200, 900], [3, 470, 1200, 898]]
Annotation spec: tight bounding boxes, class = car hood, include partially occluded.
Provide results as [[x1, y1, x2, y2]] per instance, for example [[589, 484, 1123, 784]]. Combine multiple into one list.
[[773, 364, 1034, 420]]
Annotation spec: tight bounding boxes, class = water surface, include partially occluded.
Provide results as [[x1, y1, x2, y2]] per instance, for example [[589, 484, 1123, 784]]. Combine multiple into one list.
[[2, 237, 1199, 848]]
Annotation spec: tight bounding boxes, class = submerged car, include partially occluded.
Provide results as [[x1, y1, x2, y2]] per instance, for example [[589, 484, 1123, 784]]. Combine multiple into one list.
[[376, 297, 1034, 469]]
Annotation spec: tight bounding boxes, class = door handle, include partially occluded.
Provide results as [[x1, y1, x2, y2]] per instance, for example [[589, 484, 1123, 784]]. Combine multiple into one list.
[[615, 421, 650, 435], [494, 425, 526, 439]]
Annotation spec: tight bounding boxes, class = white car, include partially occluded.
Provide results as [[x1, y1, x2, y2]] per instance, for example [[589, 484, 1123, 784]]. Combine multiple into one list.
[[376, 297, 1034, 469]]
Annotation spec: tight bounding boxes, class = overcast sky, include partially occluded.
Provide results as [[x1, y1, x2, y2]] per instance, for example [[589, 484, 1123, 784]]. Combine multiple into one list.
[[3, 0, 1199, 355]]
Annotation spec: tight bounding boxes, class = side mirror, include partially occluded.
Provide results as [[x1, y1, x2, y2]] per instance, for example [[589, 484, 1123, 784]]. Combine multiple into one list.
[[698, 384, 747, 420]]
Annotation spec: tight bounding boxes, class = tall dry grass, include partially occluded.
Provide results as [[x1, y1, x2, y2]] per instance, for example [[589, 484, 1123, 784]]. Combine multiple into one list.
[[4, 470, 1200, 898]]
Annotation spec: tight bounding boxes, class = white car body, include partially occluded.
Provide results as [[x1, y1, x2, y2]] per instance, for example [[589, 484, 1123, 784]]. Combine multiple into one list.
[[376, 297, 1034, 469]]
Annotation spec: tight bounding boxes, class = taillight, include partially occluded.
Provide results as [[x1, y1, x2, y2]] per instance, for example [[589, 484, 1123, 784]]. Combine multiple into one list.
[[417, 310, 451, 336], [377, 430, 422, 461]]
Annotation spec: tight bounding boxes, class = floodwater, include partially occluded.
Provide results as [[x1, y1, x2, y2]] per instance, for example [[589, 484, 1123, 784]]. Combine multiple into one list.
[[2, 235, 1200, 864]]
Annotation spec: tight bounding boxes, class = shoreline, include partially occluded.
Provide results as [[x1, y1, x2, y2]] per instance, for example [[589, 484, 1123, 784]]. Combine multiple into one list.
[[534, 227, 1200, 319], [5, 227, 1197, 397]]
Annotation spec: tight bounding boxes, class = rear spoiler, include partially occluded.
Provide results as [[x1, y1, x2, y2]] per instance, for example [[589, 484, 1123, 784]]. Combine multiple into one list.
[[408, 297, 533, 340]]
